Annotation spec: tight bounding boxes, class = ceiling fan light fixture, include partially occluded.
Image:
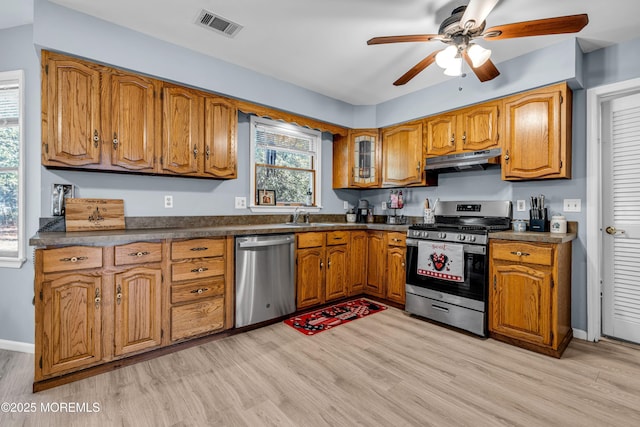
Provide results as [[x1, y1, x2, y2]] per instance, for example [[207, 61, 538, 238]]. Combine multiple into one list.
[[443, 56, 463, 76], [467, 43, 492, 68], [435, 45, 458, 69]]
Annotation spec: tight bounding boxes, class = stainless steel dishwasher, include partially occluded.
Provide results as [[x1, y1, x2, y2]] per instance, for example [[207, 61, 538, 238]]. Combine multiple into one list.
[[235, 234, 296, 327]]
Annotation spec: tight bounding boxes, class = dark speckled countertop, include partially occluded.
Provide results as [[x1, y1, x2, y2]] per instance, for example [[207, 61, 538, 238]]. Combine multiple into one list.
[[489, 221, 578, 244], [30, 215, 412, 247]]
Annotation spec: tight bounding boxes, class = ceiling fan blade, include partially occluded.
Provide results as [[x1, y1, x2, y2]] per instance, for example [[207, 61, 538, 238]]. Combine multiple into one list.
[[367, 34, 441, 45], [393, 50, 440, 86], [463, 51, 500, 82], [461, 0, 499, 30], [483, 14, 589, 40]]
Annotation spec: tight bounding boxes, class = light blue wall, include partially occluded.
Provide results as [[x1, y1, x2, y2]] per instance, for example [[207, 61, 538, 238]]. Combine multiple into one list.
[[3, 0, 640, 344], [0, 24, 40, 345]]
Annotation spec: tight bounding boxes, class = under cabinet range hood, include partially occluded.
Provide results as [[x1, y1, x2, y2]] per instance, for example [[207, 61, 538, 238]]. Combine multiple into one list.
[[425, 148, 502, 173]]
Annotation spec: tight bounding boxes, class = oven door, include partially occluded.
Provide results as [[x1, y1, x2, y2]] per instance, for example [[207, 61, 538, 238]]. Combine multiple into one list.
[[406, 238, 487, 302]]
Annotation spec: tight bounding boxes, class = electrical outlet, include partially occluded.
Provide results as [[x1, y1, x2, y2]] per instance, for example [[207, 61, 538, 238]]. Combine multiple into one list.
[[563, 198, 581, 212], [343, 201, 349, 210], [516, 200, 526, 212], [235, 197, 247, 209], [164, 195, 173, 208], [382, 202, 387, 210]]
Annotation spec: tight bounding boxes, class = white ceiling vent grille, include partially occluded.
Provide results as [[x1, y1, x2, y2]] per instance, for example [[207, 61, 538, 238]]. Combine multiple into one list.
[[195, 9, 243, 38]]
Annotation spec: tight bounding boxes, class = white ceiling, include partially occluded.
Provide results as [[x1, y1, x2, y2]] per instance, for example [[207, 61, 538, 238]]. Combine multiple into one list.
[[5, 1, 640, 105]]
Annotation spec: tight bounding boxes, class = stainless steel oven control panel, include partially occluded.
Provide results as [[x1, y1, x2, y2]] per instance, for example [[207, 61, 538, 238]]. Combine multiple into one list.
[[407, 229, 487, 245]]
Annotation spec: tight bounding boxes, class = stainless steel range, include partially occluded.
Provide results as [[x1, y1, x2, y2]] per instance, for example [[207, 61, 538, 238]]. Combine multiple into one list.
[[405, 200, 512, 336]]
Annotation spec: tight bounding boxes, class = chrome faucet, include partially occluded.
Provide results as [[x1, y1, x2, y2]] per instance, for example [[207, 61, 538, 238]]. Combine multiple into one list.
[[293, 207, 309, 224]]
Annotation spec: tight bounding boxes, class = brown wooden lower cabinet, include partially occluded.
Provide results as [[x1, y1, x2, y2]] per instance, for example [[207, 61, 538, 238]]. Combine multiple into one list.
[[365, 231, 386, 297], [34, 237, 233, 390], [349, 231, 368, 295], [489, 239, 572, 357], [385, 232, 407, 304], [363, 230, 406, 305]]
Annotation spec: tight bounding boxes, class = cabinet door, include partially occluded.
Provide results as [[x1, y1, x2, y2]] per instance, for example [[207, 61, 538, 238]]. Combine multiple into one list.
[[349, 231, 368, 295], [42, 53, 102, 167], [349, 129, 380, 187], [490, 263, 553, 346], [386, 246, 406, 304], [296, 247, 325, 309], [41, 273, 102, 376], [110, 72, 159, 172], [365, 232, 386, 297], [502, 85, 570, 180], [326, 245, 348, 301], [382, 122, 424, 186], [425, 114, 457, 156], [459, 102, 500, 152], [114, 267, 162, 356], [203, 97, 237, 178], [161, 85, 202, 175]]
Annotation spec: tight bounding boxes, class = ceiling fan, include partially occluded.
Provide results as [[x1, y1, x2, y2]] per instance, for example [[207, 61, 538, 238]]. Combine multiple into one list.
[[367, 0, 589, 86]]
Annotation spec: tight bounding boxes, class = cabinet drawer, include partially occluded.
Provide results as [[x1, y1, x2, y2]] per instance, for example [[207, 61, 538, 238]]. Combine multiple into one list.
[[42, 246, 103, 273], [171, 238, 225, 260], [491, 241, 553, 266], [297, 232, 324, 248], [387, 232, 406, 247], [171, 278, 225, 304], [115, 242, 162, 266], [171, 258, 225, 282], [326, 231, 349, 246], [171, 297, 224, 341]]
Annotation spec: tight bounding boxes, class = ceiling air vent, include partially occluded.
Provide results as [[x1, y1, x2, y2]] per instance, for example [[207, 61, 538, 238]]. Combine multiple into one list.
[[195, 9, 243, 38]]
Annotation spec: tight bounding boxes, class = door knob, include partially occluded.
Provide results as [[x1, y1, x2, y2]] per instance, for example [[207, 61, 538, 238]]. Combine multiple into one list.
[[606, 226, 624, 235]]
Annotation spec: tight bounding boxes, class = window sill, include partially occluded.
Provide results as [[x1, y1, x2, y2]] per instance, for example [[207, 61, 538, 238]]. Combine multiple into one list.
[[249, 206, 322, 214], [0, 257, 26, 269]]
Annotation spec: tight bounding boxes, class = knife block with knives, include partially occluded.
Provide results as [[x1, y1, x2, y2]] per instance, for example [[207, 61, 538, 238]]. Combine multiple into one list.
[[529, 194, 549, 232]]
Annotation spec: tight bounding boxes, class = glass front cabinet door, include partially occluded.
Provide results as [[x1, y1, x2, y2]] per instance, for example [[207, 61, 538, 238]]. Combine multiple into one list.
[[350, 129, 380, 187]]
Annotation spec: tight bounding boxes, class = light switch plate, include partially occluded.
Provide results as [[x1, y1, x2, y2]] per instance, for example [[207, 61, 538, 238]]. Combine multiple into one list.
[[382, 202, 387, 210], [563, 198, 581, 212], [343, 201, 349, 210], [516, 200, 526, 212]]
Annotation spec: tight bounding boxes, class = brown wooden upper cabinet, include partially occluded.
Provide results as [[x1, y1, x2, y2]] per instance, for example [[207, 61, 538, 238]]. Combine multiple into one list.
[[42, 51, 103, 167], [41, 51, 237, 179], [332, 129, 380, 188], [381, 121, 436, 187], [425, 101, 500, 157], [502, 83, 572, 180]]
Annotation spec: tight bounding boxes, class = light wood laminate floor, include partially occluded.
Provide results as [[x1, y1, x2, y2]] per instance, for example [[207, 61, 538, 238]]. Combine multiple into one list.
[[2, 307, 640, 426]]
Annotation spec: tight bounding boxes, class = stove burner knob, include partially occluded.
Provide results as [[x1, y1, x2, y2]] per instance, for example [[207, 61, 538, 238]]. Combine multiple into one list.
[[421, 231, 428, 238], [469, 236, 476, 242], [439, 232, 446, 239], [458, 235, 466, 241]]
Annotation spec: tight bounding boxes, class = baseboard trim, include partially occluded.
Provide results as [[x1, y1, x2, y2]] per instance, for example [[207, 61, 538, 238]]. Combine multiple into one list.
[[573, 328, 588, 341], [0, 339, 35, 354]]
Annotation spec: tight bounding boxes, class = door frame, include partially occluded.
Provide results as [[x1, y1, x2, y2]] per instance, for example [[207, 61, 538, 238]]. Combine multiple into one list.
[[586, 77, 640, 342]]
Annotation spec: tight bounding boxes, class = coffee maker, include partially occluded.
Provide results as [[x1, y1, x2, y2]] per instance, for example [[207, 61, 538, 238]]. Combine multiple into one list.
[[356, 199, 369, 223]]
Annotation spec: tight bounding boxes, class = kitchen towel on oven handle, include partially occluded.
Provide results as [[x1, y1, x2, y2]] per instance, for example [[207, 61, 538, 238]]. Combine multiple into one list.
[[417, 241, 465, 282]]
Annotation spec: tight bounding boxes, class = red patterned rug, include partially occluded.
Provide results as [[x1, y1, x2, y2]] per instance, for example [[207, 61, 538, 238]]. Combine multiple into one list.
[[284, 298, 387, 335]]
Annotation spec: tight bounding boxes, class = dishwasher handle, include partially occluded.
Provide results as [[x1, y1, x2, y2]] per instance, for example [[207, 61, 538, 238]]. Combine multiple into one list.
[[237, 236, 294, 249]]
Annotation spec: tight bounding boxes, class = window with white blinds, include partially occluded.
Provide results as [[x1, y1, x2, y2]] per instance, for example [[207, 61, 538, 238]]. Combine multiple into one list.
[[250, 116, 321, 208], [0, 70, 25, 268]]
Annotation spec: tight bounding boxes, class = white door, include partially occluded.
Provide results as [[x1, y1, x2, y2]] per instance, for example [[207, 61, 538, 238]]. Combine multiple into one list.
[[602, 92, 640, 343]]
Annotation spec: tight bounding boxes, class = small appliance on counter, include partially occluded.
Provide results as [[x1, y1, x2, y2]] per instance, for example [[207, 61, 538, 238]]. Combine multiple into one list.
[[356, 199, 369, 223], [529, 194, 549, 232]]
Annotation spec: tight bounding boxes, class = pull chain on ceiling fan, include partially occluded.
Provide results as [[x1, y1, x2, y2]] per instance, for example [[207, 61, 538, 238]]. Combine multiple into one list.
[[367, 0, 589, 86]]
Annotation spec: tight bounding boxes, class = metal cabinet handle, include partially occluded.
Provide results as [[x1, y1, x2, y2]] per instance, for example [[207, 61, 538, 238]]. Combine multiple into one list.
[[606, 226, 625, 235], [510, 251, 530, 257], [190, 287, 209, 294], [191, 267, 208, 273], [116, 284, 122, 305], [60, 256, 88, 263], [417, 161, 420, 171], [320, 261, 324, 269], [450, 133, 455, 143], [94, 289, 101, 308], [193, 145, 199, 159], [504, 150, 510, 163], [113, 133, 119, 149], [206, 145, 210, 160], [462, 132, 466, 141], [190, 247, 208, 252], [93, 129, 99, 147], [129, 251, 150, 257]]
